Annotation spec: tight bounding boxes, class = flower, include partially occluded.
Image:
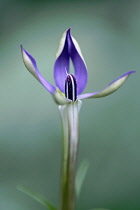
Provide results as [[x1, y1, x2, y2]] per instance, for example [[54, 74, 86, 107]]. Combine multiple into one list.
[[21, 28, 135, 105]]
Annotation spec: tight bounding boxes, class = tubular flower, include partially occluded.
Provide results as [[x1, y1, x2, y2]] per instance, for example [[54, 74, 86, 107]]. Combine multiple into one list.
[[21, 28, 135, 105]]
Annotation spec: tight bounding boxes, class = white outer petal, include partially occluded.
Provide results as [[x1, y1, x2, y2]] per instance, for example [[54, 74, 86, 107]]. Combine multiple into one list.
[[56, 30, 67, 59]]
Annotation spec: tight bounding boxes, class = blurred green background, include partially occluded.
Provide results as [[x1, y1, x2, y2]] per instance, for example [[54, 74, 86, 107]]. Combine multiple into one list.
[[0, 0, 139, 209]]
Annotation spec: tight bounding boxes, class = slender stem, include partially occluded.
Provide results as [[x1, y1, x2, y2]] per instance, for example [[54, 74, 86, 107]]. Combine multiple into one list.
[[59, 101, 82, 210]]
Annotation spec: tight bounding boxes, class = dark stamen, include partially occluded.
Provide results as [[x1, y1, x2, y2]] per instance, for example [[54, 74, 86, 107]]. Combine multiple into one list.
[[65, 74, 77, 101]]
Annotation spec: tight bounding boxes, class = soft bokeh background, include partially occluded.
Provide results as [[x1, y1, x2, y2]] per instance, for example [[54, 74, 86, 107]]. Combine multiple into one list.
[[0, 0, 139, 209]]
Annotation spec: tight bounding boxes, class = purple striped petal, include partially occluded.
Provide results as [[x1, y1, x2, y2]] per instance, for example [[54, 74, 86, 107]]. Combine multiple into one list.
[[21, 45, 56, 94], [78, 71, 135, 99], [54, 28, 88, 95]]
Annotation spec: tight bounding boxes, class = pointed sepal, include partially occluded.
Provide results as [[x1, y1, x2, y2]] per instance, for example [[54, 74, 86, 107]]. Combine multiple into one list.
[[78, 71, 136, 99], [21, 45, 56, 94]]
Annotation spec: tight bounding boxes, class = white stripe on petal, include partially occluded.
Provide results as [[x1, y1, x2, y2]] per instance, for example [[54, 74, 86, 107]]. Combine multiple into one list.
[[71, 36, 87, 67]]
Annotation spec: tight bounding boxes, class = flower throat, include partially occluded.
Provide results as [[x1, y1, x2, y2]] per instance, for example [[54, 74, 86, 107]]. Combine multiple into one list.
[[65, 74, 77, 101]]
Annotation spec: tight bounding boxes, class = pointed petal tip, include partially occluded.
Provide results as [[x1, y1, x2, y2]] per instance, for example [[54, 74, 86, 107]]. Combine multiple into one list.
[[20, 44, 24, 53], [65, 28, 72, 39], [67, 27, 72, 32], [129, 70, 136, 73], [123, 70, 136, 76], [20, 45, 26, 53], [108, 70, 136, 86]]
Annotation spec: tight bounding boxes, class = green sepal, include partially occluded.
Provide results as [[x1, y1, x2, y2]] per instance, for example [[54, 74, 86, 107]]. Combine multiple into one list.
[[76, 159, 89, 198], [17, 185, 57, 210]]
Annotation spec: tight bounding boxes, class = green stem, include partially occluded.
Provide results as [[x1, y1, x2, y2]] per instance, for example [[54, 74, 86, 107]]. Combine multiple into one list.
[[59, 101, 82, 210]]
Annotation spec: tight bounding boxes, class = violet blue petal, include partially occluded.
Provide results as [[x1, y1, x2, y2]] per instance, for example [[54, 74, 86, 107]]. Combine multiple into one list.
[[54, 30, 70, 93], [67, 29, 88, 95], [78, 71, 135, 99], [21, 45, 56, 94], [54, 28, 88, 95]]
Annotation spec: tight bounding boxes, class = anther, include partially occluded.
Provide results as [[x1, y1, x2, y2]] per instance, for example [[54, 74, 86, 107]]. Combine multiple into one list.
[[65, 74, 77, 101]]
